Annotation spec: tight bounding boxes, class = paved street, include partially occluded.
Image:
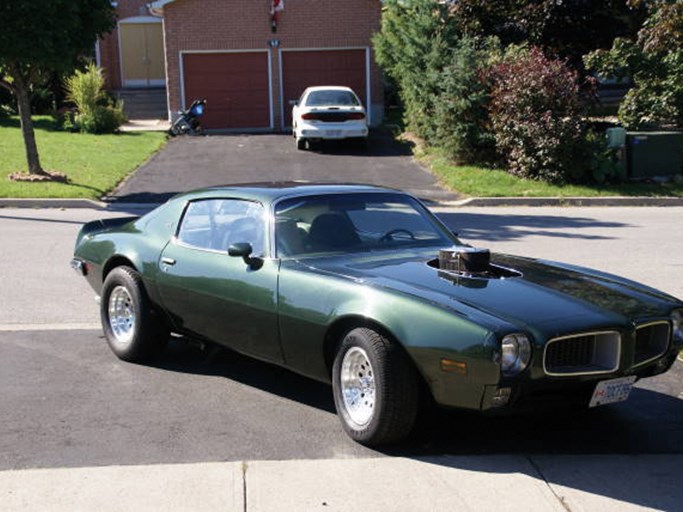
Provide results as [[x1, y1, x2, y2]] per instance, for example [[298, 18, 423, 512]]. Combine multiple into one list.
[[1, 206, 682, 510]]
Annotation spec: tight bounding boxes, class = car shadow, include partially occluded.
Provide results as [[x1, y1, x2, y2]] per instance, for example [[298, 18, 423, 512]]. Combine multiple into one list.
[[106, 191, 178, 204], [152, 338, 337, 414], [303, 130, 414, 157], [437, 212, 632, 242], [153, 338, 683, 456]]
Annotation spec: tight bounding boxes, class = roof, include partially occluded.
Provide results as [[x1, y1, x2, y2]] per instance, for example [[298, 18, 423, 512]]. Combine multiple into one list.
[[303, 86, 355, 92], [169, 182, 404, 204]]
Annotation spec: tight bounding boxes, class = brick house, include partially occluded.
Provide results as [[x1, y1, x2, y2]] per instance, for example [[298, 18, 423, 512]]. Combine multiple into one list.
[[99, 0, 384, 131]]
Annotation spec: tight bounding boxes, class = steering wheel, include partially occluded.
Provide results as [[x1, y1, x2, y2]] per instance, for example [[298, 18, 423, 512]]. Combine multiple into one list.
[[380, 228, 416, 242]]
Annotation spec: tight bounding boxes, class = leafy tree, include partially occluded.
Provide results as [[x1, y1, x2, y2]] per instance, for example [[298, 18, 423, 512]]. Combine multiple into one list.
[[432, 37, 500, 164], [449, 0, 644, 72], [585, 0, 683, 129], [374, 0, 458, 141], [0, 1, 116, 176]]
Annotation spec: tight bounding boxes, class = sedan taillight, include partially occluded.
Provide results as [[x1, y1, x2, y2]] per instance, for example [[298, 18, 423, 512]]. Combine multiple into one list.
[[346, 112, 366, 120]]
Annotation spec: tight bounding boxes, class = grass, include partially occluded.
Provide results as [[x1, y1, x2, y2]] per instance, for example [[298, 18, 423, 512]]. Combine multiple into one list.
[[418, 146, 683, 198], [0, 116, 167, 199]]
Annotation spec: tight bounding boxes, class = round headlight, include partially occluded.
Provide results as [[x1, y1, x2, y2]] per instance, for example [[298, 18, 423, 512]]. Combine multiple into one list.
[[501, 334, 531, 376], [672, 309, 683, 343]]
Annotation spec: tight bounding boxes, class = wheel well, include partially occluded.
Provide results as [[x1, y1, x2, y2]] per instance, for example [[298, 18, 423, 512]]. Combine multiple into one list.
[[323, 316, 434, 403], [102, 256, 137, 281]]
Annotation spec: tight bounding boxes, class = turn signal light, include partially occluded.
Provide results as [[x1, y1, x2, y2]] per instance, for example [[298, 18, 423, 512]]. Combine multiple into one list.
[[440, 358, 467, 375]]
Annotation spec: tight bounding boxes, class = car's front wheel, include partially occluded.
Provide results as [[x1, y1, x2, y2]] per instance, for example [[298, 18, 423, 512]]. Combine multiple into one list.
[[101, 266, 168, 363], [332, 327, 419, 446]]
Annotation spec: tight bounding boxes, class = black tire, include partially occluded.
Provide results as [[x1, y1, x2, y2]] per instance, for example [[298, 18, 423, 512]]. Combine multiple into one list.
[[296, 137, 306, 150], [332, 327, 419, 446], [100, 266, 168, 363]]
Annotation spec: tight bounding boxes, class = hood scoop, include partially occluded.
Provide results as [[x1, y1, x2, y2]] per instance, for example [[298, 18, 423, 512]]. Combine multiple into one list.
[[428, 247, 521, 283]]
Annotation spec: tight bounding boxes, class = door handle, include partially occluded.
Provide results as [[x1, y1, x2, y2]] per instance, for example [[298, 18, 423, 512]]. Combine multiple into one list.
[[161, 257, 176, 266]]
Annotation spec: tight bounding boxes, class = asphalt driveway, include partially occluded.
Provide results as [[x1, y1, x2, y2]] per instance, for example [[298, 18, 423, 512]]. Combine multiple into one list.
[[110, 132, 458, 203]]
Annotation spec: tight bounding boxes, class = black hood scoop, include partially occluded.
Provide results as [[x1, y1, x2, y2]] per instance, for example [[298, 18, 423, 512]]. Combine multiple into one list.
[[428, 247, 522, 282]]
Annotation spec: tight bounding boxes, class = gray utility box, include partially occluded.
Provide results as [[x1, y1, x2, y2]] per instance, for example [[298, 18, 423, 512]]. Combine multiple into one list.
[[626, 131, 683, 178]]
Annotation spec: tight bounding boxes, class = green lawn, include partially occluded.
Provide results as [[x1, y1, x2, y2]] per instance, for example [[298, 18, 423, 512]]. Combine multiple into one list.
[[0, 117, 166, 199], [418, 146, 683, 198]]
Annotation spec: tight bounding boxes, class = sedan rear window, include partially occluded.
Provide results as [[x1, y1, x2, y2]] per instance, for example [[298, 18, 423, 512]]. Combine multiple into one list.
[[305, 90, 360, 107]]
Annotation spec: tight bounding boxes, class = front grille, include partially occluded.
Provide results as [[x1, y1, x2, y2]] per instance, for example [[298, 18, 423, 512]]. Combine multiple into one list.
[[544, 331, 620, 376], [634, 321, 670, 366]]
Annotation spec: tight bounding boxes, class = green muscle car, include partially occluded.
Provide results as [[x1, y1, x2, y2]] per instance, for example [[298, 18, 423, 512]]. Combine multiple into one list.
[[71, 184, 683, 446]]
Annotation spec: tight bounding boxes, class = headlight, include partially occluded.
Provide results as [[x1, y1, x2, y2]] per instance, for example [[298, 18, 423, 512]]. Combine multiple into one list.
[[672, 309, 683, 343], [501, 334, 531, 376]]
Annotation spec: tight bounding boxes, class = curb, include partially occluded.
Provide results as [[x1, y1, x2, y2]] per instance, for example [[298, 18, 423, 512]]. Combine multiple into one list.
[[0, 198, 160, 211], [2, 196, 683, 210], [436, 196, 683, 208]]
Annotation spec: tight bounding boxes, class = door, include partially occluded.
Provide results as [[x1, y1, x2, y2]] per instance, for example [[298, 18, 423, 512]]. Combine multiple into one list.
[[119, 21, 165, 87], [156, 198, 282, 363], [182, 52, 271, 130], [281, 49, 367, 127]]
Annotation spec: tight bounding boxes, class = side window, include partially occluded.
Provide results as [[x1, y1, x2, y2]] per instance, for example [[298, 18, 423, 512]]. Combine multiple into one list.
[[177, 201, 214, 249], [177, 199, 266, 255]]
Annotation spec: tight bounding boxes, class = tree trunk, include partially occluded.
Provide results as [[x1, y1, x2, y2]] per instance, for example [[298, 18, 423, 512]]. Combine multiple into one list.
[[13, 71, 46, 176]]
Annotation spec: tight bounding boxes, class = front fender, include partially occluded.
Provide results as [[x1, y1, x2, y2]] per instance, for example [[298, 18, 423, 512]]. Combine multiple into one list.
[[277, 264, 502, 410]]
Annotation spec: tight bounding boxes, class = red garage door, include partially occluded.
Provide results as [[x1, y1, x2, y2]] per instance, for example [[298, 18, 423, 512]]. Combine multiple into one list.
[[183, 52, 270, 130], [281, 49, 367, 127]]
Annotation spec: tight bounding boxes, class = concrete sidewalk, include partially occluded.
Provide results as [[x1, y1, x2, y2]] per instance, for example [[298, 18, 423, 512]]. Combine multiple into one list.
[[2, 455, 681, 511]]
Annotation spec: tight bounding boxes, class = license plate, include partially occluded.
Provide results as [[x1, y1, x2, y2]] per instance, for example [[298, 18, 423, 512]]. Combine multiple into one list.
[[325, 130, 343, 138], [589, 375, 637, 407]]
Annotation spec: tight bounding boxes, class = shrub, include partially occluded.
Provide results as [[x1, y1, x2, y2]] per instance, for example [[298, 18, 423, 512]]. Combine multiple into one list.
[[63, 62, 125, 133], [489, 48, 590, 183], [77, 104, 126, 134], [585, 130, 626, 183], [0, 87, 15, 117]]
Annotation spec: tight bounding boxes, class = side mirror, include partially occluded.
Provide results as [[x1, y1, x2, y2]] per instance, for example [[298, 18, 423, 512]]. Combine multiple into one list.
[[228, 242, 262, 269], [289, 99, 298, 106]]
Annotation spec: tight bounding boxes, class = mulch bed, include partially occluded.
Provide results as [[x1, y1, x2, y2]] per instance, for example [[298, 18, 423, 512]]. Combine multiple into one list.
[[8, 170, 68, 183]]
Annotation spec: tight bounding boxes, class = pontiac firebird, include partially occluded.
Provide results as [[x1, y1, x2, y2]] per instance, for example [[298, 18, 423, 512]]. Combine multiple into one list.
[[71, 184, 683, 446]]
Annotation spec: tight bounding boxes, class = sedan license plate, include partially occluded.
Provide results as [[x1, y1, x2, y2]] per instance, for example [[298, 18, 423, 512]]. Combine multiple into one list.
[[589, 376, 637, 407], [325, 130, 343, 138]]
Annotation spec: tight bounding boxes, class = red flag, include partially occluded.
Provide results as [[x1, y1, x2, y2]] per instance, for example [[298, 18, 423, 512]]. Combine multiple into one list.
[[271, 0, 284, 32], [271, 0, 284, 15]]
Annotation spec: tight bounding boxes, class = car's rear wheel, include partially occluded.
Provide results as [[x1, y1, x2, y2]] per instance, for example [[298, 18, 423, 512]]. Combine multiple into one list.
[[101, 266, 168, 363], [332, 327, 419, 446], [296, 137, 306, 150]]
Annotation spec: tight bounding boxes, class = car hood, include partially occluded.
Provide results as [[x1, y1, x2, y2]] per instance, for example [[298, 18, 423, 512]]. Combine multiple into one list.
[[300, 250, 680, 338]]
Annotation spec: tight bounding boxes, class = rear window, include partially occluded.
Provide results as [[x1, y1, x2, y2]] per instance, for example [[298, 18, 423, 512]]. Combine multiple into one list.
[[305, 90, 360, 107]]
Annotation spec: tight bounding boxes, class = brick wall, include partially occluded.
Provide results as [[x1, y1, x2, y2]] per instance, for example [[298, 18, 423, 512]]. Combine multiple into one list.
[[164, 0, 383, 129]]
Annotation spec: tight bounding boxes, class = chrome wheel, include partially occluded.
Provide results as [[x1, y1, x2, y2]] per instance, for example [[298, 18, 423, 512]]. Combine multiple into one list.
[[340, 347, 376, 427], [108, 285, 136, 345]]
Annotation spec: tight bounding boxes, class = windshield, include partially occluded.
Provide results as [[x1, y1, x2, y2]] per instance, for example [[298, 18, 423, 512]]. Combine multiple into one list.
[[274, 193, 452, 257], [305, 90, 360, 107]]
